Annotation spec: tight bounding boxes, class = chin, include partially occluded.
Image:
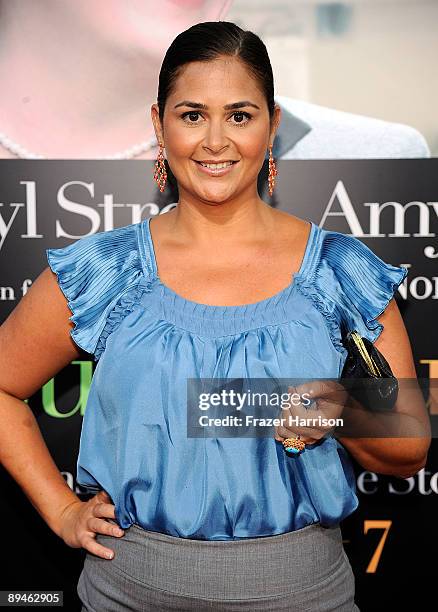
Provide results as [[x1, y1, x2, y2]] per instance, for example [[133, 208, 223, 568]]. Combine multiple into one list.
[[196, 191, 236, 204]]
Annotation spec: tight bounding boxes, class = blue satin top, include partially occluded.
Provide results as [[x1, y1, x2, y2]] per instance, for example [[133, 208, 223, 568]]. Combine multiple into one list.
[[46, 215, 407, 540]]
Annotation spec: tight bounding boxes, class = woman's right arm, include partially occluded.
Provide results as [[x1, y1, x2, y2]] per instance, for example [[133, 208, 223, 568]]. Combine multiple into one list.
[[0, 266, 124, 559]]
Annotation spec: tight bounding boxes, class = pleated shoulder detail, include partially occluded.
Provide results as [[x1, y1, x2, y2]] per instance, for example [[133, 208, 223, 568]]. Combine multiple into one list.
[[296, 229, 408, 349], [46, 222, 147, 361]]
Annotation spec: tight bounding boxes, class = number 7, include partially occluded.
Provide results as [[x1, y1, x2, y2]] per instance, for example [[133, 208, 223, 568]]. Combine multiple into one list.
[[364, 520, 392, 573]]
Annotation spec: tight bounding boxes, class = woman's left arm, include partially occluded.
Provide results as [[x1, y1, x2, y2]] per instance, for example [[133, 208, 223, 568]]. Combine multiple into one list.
[[337, 298, 432, 479]]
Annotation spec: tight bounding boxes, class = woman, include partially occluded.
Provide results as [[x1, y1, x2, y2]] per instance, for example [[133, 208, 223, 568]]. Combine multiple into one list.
[[0, 21, 429, 612]]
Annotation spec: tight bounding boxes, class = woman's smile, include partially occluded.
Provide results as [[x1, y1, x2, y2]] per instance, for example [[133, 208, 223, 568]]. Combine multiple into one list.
[[192, 159, 240, 176]]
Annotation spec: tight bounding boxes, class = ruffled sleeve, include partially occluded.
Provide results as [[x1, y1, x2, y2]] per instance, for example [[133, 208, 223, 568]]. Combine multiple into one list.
[[46, 222, 144, 361], [299, 230, 408, 349]]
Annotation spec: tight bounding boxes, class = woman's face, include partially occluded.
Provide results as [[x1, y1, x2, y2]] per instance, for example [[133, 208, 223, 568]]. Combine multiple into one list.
[[151, 55, 281, 206]]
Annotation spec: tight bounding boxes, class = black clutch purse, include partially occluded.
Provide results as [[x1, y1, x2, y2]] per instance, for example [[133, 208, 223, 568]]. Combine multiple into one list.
[[340, 330, 398, 412]]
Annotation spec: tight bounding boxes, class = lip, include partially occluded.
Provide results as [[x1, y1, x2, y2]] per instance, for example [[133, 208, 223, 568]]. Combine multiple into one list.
[[193, 160, 239, 177]]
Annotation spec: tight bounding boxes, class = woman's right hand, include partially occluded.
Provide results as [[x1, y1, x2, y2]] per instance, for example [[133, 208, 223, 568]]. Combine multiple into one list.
[[58, 490, 125, 559]]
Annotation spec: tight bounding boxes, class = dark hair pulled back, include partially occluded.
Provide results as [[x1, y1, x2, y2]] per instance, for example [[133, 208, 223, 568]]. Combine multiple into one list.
[[157, 21, 275, 125]]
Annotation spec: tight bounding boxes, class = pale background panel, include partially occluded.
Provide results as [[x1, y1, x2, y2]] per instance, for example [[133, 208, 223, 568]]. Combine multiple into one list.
[[228, 0, 438, 155]]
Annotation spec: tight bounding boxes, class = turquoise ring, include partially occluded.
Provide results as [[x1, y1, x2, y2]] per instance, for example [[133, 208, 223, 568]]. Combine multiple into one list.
[[282, 434, 306, 455]]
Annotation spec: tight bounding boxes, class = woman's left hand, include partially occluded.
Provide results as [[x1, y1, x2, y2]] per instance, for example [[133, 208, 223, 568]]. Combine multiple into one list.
[[274, 380, 348, 446]]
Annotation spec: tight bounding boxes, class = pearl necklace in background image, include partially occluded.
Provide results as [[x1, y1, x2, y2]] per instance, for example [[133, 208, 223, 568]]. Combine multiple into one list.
[[0, 130, 158, 159]]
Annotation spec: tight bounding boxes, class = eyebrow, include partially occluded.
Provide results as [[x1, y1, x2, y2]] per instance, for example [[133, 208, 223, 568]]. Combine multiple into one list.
[[173, 100, 260, 110]]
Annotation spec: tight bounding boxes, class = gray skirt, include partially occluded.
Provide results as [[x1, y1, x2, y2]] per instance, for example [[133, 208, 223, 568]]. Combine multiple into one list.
[[77, 521, 360, 611]]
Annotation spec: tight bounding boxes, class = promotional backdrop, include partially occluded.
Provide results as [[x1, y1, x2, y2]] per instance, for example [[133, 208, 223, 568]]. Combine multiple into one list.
[[0, 158, 436, 610]]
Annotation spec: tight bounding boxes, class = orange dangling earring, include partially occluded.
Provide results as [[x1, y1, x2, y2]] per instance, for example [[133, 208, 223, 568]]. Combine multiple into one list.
[[268, 144, 278, 197], [153, 142, 167, 192]]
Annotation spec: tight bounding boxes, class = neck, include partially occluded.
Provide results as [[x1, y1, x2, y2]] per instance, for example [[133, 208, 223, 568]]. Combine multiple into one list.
[[172, 185, 273, 245], [0, 1, 161, 157]]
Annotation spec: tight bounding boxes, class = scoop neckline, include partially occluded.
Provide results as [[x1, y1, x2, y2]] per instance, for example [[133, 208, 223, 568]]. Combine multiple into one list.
[[141, 215, 317, 312]]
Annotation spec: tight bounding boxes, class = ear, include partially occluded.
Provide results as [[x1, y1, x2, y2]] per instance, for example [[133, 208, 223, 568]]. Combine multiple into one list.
[[151, 103, 164, 146], [269, 103, 282, 148]]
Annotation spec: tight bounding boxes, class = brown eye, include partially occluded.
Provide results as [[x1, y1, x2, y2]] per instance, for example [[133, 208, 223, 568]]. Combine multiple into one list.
[[230, 111, 251, 125], [181, 111, 202, 123]]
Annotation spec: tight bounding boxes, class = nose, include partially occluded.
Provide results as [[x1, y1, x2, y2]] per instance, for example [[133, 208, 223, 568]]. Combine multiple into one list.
[[202, 117, 229, 155]]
